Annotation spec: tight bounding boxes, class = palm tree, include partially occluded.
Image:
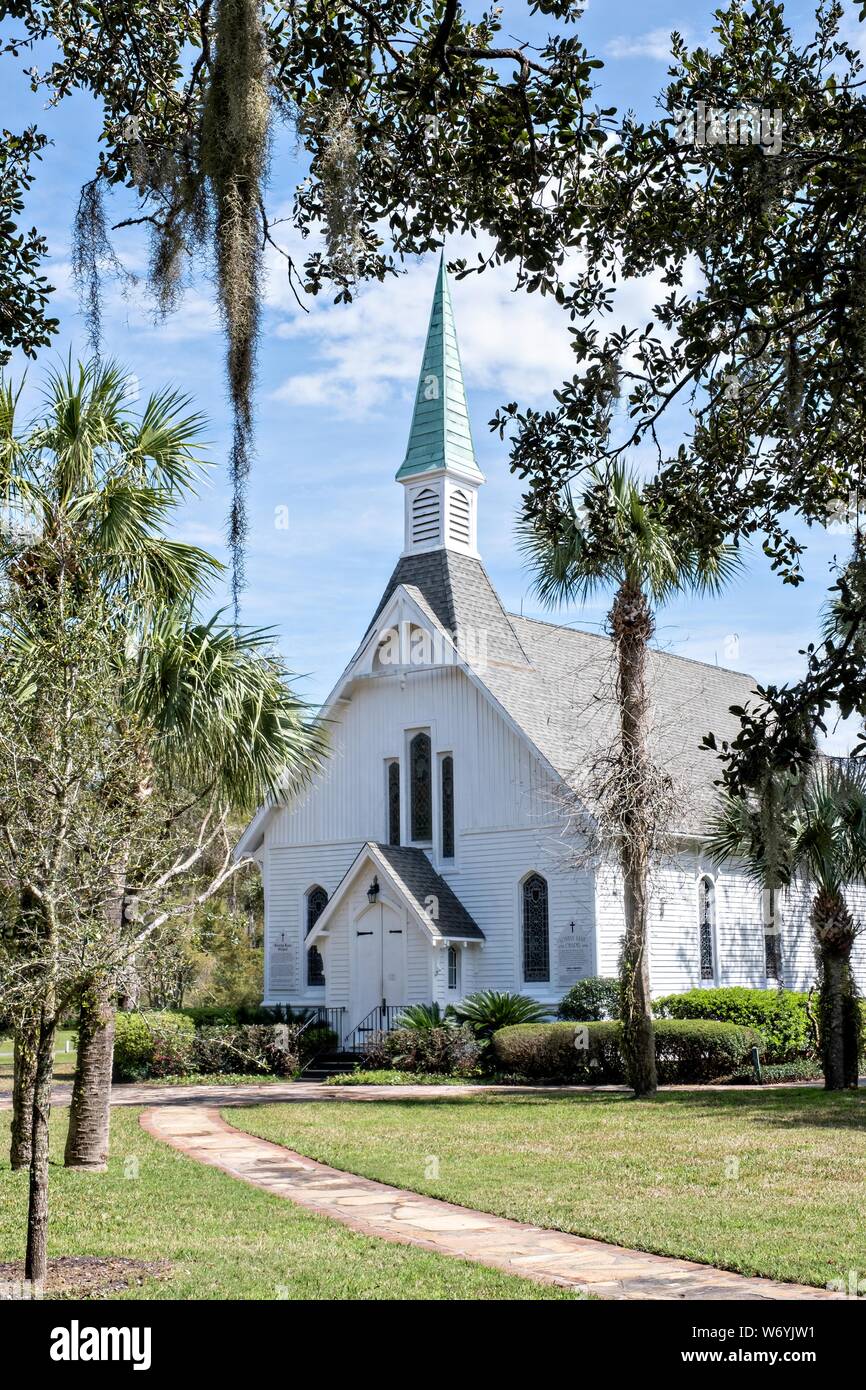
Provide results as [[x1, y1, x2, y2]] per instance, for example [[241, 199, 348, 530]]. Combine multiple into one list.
[[707, 761, 866, 1090], [520, 466, 740, 1096], [1, 361, 324, 1179]]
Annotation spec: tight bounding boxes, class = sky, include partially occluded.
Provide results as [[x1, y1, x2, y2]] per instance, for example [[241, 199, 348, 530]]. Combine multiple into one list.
[[0, 1, 860, 751]]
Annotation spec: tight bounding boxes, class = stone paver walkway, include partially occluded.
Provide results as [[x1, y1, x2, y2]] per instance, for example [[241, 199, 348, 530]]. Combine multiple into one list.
[[141, 1104, 834, 1302]]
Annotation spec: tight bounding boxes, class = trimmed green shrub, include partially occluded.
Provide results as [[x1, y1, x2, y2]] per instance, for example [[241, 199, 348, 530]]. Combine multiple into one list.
[[113, 1011, 195, 1082], [652, 987, 812, 1062], [558, 977, 621, 1022], [451, 990, 549, 1038], [191, 1023, 301, 1076], [492, 1019, 762, 1084], [362, 1024, 482, 1076]]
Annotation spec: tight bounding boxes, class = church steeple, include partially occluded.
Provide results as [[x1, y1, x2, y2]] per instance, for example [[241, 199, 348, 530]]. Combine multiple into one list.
[[397, 255, 484, 557]]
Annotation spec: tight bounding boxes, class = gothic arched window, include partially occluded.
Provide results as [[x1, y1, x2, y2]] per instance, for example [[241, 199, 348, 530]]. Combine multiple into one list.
[[699, 875, 716, 982], [410, 731, 432, 841], [522, 874, 549, 983], [306, 885, 328, 987]]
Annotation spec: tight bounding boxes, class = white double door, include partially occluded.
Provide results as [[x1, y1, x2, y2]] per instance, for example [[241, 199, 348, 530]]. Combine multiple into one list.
[[353, 901, 407, 1023]]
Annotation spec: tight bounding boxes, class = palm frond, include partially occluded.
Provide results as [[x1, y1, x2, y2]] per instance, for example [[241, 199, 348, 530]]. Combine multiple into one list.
[[132, 611, 326, 813], [517, 486, 616, 608], [125, 386, 209, 493]]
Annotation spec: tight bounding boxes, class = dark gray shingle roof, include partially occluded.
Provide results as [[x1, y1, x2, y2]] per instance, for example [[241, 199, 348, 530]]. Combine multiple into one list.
[[373, 842, 485, 939], [368, 550, 530, 667], [489, 615, 758, 831]]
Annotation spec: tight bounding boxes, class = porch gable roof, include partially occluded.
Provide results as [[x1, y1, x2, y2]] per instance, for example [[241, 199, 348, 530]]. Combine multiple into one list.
[[306, 841, 485, 947]]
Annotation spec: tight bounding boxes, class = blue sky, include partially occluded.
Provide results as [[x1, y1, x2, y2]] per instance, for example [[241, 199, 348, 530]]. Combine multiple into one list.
[[1, 1, 860, 750]]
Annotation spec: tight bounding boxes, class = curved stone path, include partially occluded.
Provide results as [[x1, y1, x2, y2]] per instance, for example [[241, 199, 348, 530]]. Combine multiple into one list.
[[141, 1104, 835, 1302]]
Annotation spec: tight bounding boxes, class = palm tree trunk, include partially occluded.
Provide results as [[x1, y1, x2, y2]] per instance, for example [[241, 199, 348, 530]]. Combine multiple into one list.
[[812, 887, 855, 1091], [25, 993, 57, 1287], [63, 972, 115, 1170], [612, 580, 658, 1097], [10, 1019, 37, 1170]]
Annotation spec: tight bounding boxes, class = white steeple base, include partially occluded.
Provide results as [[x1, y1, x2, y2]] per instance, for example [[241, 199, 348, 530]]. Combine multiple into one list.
[[401, 470, 480, 557]]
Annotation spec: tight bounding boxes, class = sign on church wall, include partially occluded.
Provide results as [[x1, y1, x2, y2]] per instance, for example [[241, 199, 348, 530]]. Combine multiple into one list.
[[269, 930, 297, 993], [556, 920, 592, 986]]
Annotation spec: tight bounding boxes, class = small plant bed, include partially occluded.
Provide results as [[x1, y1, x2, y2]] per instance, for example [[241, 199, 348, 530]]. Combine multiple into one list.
[[231, 1088, 866, 1288], [0, 1109, 576, 1300], [0, 1256, 171, 1300], [325, 1070, 472, 1086], [726, 1059, 825, 1085], [120, 1073, 294, 1088]]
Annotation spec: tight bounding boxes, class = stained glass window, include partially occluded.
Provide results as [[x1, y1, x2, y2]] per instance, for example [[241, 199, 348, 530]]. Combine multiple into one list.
[[306, 885, 328, 987], [410, 732, 432, 841], [522, 874, 549, 983], [388, 761, 400, 846], [699, 876, 716, 981], [441, 754, 454, 859]]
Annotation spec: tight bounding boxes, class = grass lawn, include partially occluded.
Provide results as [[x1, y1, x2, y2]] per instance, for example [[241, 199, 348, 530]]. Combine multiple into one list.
[[0, 1029, 78, 1089], [230, 1088, 866, 1289], [0, 1108, 577, 1300]]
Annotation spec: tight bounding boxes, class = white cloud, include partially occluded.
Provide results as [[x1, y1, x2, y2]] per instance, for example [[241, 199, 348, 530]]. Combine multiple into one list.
[[606, 28, 687, 62], [267, 234, 676, 422]]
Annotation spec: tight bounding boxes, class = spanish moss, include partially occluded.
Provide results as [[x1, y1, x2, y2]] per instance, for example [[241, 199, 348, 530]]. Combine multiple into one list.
[[319, 96, 364, 282], [201, 0, 271, 619], [72, 178, 134, 359]]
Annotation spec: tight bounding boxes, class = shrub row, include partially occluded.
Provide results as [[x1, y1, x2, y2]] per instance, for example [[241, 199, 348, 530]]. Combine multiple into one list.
[[362, 1024, 482, 1077], [113, 1011, 302, 1081], [652, 987, 813, 1062], [180, 1003, 307, 1028], [492, 1019, 762, 1084]]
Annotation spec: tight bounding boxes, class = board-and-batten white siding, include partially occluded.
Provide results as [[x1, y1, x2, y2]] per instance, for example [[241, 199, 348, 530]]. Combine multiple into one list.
[[262, 665, 595, 1006], [595, 853, 866, 996]]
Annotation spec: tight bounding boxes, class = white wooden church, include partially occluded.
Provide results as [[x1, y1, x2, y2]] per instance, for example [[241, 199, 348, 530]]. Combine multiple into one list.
[[237, 259, 865, 1042]]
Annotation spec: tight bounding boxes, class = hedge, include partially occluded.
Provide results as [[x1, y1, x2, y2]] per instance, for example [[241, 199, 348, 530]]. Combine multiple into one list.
[[191, 1024, 301, 1076], [113, 1011, 195, 1082], [363, 1025, 482, 1076], [652, 987, 812, 1062], [181, 1003, 309, 1028], [492, 1019, 762, 1084], [113, 1013, 303, 1080]]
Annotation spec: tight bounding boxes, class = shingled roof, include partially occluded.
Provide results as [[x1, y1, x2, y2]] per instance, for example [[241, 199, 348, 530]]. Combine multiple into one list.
[[373, 843, 485, 940], [365, 551, 758, 835], [367, 549, 531, 668]]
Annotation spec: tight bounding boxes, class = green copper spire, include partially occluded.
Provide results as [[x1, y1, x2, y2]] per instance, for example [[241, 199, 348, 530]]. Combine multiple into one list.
[[396, 255, 483, 481]]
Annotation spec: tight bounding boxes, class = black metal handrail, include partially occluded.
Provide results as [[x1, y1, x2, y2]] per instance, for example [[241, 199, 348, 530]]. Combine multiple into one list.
[[343, 1003, 408, 1054], [296, 1005, 346, 1040], [295, 1006, 347, 1076]]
